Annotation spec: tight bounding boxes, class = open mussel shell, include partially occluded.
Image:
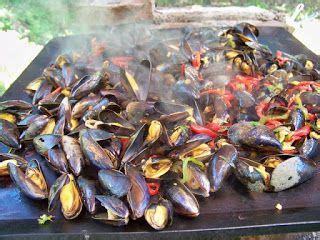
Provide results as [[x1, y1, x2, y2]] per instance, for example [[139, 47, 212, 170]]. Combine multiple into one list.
[[25, 77, 43, 96], [126, 101, 154, 124], [184, 163, 210, 197], [120, 60, 151, 102], [125, 164, 150, 219], [121, 124, 148, 167], [33, 134, 61, 157], [61, 135, 84, 176], [228, 121, 282, 152], [0, 112, 17, 124], [162, 180, 199, 217], [154, 101, 193, 123], [142, 157, 172, 179], [77, 176, 97, 214], [0, 119, 20, 149], [234, 154, 317, 192], [0, 100, 33, 113], [164, 124, 190, 147], [20, 115, 50, 141], [48, 174, 83, 219], [32, 78, 53, 105], [16, 113, 41, 127], [97, 109, 135, 136], [98, 169, 131, 198], [71, 94, 101, 119], [233, 157, 269, 192], [93, 195, 129, 226], [71, 72, 103, 100], [85, 128, 114, 142], [82, 98, 111, 121], [43, 65, 66, 88], [0, 153, 27, 176], [207, 144, 238, 192], [144, 198, 173, 230], [60, 174, 83, 219], [269, 156, 316, 192], [169, 134, 211, 160], [8, 159, 48, 200], [79, 129, 116, 170]]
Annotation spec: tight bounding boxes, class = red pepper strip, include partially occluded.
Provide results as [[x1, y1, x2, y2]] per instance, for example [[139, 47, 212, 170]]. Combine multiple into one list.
[[276, 51, 288, 66], [283, 149, 298, 154], [110, 56, 134, 68], [289, 85, 312, 93], [191, 51, 201, 69], [231, 75, 262, 92], [201, 89, 224, 95], [224, 98, 232, 108], [293, 81, 320, 87], [285, 135, 302, 143], [181, 63, 186, 78], [287, 96, 296, 108], [147, 182, 160, 196], [198, 72, 204, 82], [286, 125, 311, 142], [119, 137, 130, 150], [41, 87, 62, 101], [190, 124, 218, 138], [206, 122, 222, 131], [291, 125, 311, 138], [228, 82, 237, 91], [265, 120, 283, 129], [208, 140, 215, 149], [255, 100, 269, 118], [308, 113, 316, 121]]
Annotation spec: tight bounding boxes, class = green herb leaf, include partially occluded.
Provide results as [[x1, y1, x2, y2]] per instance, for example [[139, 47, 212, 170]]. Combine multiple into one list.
[[38, 214, 54, 225]]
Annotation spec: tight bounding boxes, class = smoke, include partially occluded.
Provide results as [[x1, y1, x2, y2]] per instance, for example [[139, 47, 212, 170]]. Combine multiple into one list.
[[26, 0, 231, 106]]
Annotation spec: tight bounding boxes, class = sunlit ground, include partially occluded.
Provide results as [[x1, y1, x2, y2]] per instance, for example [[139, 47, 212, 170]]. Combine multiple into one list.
[[0, 30, 42, 92], [0, 19, 319, 96]]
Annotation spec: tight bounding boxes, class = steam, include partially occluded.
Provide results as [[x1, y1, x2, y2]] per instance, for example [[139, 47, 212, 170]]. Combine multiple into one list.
[[37, 1, 231, 105]]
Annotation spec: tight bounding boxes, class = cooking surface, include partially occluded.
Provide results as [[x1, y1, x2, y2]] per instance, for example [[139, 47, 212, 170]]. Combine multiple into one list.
[[0, 26, 320, 238]]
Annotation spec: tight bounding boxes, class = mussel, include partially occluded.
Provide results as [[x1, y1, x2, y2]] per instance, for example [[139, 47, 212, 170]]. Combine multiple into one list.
[[93, 195, 129, 226], [144, 198, 173, 230], [49, 174, 83, 219], [98, 169, 131, 198], [125, 164, 150, 219], [162, 180, 199, 217], [234, 155, 316, 192], [207, 144, 238, 192], [228, 121, 282, 152], [9, 159, 48, 200], [0, 119, 20, 148], [77, 176, 97, 214]]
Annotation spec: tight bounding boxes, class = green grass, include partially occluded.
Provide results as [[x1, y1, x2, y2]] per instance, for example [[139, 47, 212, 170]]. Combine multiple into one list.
[[0, 0, 76, 44]]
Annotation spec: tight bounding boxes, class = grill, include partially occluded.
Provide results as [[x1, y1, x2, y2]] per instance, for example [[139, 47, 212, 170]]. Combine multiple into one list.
[[0, 25, 320, 239]]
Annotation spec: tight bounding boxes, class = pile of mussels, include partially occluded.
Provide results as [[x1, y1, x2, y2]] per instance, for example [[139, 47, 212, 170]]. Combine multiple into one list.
[[0, 23, 320, 229]]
